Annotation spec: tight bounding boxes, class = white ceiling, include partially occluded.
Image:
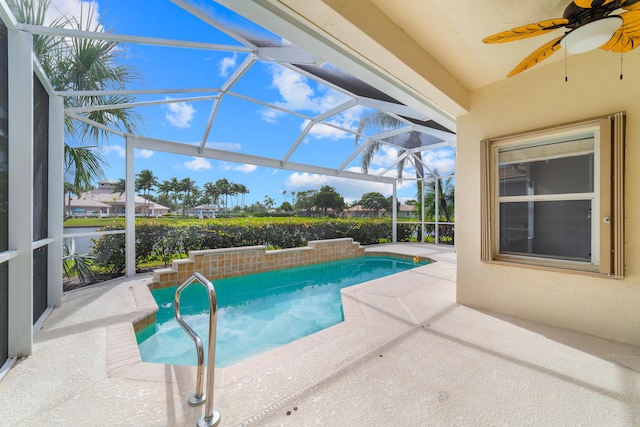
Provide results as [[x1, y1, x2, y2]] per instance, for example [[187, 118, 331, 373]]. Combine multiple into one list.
[[369, 0, 571, 90]]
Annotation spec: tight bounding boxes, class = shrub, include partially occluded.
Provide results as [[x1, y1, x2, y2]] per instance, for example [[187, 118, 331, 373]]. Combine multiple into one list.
[[91, 218, 415, 270], [92, 228, 126, 274]]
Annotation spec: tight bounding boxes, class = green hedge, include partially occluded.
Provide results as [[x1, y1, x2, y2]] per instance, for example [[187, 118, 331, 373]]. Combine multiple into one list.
[[92, 218, 419, 273]]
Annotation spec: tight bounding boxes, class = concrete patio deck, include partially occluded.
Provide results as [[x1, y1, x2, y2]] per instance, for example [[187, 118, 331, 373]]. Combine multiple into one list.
[[0, 243, 638, 426]]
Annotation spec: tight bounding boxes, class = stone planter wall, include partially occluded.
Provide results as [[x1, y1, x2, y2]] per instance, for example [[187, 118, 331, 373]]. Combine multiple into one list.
[[150, 238, 365, 290]]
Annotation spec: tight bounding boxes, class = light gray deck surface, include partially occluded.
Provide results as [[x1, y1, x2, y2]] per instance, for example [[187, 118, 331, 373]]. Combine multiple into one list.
[[1, 243, 638, 426]]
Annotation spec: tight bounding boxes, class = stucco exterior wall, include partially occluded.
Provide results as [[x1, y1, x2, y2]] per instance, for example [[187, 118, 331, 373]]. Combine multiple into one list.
[[456, 50, 640, 346]]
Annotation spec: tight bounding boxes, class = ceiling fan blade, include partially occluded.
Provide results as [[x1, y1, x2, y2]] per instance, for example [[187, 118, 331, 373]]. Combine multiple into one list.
[[573, 0, 616, 7], [600, 10, 640, 51], [507, 36, 564, 77], [483, 18, 569, 44], [622, 0, 640, 10]]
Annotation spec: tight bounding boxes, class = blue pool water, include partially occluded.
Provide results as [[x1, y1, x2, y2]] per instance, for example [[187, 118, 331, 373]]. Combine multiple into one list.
[[137, 255, 428, 368]]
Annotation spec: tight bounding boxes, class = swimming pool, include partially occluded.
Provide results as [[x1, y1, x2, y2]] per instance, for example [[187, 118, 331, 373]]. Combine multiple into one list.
[[137, 254, 429, 367]]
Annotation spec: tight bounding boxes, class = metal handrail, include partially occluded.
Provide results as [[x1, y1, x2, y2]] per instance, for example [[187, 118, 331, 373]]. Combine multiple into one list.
[[174, 272, 221, 427]]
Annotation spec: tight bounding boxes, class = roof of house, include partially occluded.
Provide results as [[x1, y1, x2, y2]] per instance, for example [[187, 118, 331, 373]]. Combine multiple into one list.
[[68, 185, 170, 211]]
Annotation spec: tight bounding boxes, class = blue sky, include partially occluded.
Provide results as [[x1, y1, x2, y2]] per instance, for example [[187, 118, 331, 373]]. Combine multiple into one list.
[[51, 0, 456, 206]]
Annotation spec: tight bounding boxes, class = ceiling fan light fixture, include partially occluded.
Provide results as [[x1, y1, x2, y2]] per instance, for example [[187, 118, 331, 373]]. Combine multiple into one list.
[[561, 16, 622, 54]]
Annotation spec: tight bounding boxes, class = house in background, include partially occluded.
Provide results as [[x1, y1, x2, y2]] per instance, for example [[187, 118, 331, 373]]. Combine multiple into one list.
[[65, 180, 170, 217], [398, 204, 417, 219], [344, 204, 417, 218], [64, 196, 111, 217], [192, 204, 217, 218], [343, 204, 379, 218]]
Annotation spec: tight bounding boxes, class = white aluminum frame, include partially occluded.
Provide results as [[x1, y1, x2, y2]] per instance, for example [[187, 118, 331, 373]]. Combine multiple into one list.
[[3, 1, 459, 284]]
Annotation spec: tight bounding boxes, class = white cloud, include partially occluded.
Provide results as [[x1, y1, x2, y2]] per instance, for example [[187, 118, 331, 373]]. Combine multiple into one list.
[[184, 157, 211, 171], [285, 172, 329, 188], [306, 121, 350, 140], [219, 53, 237, 78], [261, 108, 282, 124], [98, 145, 154, 160], [261, 65, 351, 123], [219, 162, 258, 173], [234, 164, 257, 173], [303, 104, 364, 141], [270, 66, 316, 110], [421, 149, 456, 176], [363, 145, 456, 178], [165, 99, 196, 129], [285, 172, 394, 203], [371, 145, 399, 168], [342, 166, 415, 192], [48, 0, 101, 29], [135, 149, 154, 159], [100, 144, 126, 158]]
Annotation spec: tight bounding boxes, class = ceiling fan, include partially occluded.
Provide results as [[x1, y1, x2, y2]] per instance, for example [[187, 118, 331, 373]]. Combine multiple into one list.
[[483, 0, 640, 77]]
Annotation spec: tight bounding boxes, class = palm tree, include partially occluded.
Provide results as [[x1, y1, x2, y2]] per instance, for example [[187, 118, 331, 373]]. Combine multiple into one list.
[[9, 0, 142, 192], [135, 169, 157, 216], [423, 173, 454, 223], [179, 177, 197, 215], [215, 178, 231, 215], [236, 183, 249, 209], [111, 178, 126, 216], [355, 111, 425, 179], [356, 111, 436, 240], [63, 144, 105, 219], [63, 237, 97, 286], [203, 182, 221, 208], [264, 195, 275, 211], [64, 181, 90, 218], [231, 182, 244, 209], [112, 178, 126, 195], [157, 179, 174, 211], [54, 4, 142, 140], [169, 177, 180, 213], [109, 195, 118, 217]]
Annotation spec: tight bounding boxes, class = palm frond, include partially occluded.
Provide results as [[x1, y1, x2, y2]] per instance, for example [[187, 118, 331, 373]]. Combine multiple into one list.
[[360, 140, 382, 174], [67, 94, 144, 141], [64, 144, 106, 188], [355, 111, 403, 145], [7, 0, 67, 73], [63, 238, 97, 285]]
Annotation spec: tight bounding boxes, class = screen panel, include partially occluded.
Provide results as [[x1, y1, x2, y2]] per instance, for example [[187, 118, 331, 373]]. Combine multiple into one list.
[[33, 74, 49, 241], [33, 246, 48, 323]]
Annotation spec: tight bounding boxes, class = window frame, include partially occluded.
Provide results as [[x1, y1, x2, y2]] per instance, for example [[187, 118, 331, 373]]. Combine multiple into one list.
[[481, 114, 625, 277]]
